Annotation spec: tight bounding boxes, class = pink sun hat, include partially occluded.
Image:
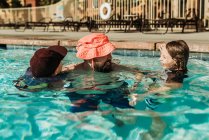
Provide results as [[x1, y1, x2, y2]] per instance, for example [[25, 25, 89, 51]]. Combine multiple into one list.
[[76, 33, 116, 60]]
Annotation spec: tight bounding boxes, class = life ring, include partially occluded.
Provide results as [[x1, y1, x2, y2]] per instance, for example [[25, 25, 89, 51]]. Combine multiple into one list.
[[99, 3, 111, 20]]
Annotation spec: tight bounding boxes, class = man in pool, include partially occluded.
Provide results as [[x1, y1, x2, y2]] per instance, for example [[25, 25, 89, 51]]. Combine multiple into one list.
[[14, 44, 68, 91], [63, 33, 141, 74], [63, 33, 142, 112]]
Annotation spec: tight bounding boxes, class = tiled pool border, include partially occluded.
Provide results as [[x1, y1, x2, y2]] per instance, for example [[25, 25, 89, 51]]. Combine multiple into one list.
[[2, 44, 209, 61], [1, 38, 209, 53]]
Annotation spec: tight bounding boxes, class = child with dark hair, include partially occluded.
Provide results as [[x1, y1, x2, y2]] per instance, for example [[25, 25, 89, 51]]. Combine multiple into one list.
[[160, 40, 189, 72], [145, 40, 189, 109], [14, 45, 68, 91], [159, 40, 189, 83]]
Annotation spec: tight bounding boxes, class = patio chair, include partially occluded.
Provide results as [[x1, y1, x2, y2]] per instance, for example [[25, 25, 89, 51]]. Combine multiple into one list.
[[78, 16, 98, 32], [49, 16, 75, 32], [106, 19, 130, 33], [0, 20, 15, 29], [160, 8, 200, 33], [181, 8, 200, 33], [26, 17, 52, 32], [205, 17, 209, 31], [14, 18, 28, 32], [142, 8, 200, 34], [133, 15, 144, 32], [98, 14, 130, 33], [140, 12, 172, 34]]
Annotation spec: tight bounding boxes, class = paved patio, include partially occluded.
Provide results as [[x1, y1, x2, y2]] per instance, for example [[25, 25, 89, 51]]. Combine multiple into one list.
[[0, 29, 209, 53]]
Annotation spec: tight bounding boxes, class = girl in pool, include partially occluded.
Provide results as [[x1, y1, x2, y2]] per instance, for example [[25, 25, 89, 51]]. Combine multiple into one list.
[[158, 40, 189, 85], [129, 40, 190, 108]]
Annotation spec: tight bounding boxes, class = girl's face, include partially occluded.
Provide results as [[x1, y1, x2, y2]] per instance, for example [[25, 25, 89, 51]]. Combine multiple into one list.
[[159, 46, 176, 69]]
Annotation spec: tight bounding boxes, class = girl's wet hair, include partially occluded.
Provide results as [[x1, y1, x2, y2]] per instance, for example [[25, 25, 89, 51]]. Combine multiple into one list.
[[166, 40, 189, 72]]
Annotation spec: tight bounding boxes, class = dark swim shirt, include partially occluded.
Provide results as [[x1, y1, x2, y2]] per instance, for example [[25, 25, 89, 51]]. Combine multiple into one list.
[[66, 81, 134, 113]]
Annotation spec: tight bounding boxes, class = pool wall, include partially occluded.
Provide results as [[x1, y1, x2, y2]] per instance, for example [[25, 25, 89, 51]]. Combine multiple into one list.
[[2, 44, 209, 61], [1, 38, 209, 53]]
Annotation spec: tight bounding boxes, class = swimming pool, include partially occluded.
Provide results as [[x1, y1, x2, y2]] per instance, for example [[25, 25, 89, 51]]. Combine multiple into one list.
[[1, 47, 209, 140]]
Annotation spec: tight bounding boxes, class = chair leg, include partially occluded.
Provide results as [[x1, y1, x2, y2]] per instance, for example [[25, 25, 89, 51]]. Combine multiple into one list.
[[75, 24, 80, 32], [139, 20, 143, 32], [195, 20, 198, 32], [45, 26, 48, 32], [164, 21, 172, 34], [165, 27, 169, 34], [141, 21, 145, 33], [107, 25, 111, 33], [62, 24, 66, 32], [104, 24, 110, 33], [171, 26, 173, 32], [182, 21, 186, 33], [87, 23, 92, 32], [32, 25, 35, 31], [102, 23, 110, 33], [24, 23, 28, 32]]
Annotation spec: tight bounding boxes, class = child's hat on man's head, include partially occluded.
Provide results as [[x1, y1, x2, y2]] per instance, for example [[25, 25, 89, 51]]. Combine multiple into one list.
[[30, 45, 67, 78], [76, 33, 115, 60]]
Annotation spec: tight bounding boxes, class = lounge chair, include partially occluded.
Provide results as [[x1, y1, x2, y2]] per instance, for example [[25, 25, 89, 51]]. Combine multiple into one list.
[[0, 20, 15, 29], [141, 8, 201, 34], [49, 16, 75, 32], [181, 8, 200, 33], [161, 8, 200, 33], [14, 19, 28, 32], [77, 16, 98, 32], [26, 17, 52, 32], [133, 15, 144, 32], [96, 14, 130, 33]]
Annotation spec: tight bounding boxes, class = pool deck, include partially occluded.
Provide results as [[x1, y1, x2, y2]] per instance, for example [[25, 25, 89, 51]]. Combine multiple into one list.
[[0, 29, 209, 53]]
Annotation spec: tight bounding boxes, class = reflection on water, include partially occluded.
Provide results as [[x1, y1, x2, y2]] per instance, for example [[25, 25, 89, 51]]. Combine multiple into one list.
[[64, 69, 136, 113], [0, 49, 209, 139]]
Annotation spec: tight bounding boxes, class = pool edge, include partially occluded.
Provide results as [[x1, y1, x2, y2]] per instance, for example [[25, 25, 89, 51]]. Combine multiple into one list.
[[1, 38, 209, 53]]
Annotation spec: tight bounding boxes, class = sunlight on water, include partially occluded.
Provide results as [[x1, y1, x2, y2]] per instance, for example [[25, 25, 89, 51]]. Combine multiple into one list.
[[0, 48, 209, 140]]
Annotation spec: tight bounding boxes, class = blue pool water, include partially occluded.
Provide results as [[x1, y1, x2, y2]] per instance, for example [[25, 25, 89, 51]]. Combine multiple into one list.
[[1, 47, 209, 140]]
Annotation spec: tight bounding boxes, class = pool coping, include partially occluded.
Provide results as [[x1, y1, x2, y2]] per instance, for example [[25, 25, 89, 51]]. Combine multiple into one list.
[[1, 38, 209, 53]]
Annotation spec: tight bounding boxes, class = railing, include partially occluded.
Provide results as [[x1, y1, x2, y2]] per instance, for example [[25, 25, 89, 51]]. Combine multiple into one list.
[[0, 0, 208, 30], [0, 0, 75, 23], [80, 0, 207, 30]]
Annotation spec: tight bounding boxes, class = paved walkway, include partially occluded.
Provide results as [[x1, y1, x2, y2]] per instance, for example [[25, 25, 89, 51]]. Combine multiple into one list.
[[0, 29, 209, 52]]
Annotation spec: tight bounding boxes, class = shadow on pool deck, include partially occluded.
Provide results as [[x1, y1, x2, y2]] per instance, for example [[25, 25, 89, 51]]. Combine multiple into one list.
[[0, 29, 209, 53]]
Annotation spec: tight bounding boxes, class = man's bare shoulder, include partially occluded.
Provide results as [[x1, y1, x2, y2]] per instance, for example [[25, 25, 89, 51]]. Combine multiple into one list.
[[62, 62, 87, 73], [62, 64, 76, 72]]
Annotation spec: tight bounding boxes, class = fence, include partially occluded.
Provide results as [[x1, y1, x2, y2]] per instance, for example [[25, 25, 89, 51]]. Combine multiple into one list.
[[83, 0, 207, 29], [0, 0, 208, 29], [0, 0, 76, 23]]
